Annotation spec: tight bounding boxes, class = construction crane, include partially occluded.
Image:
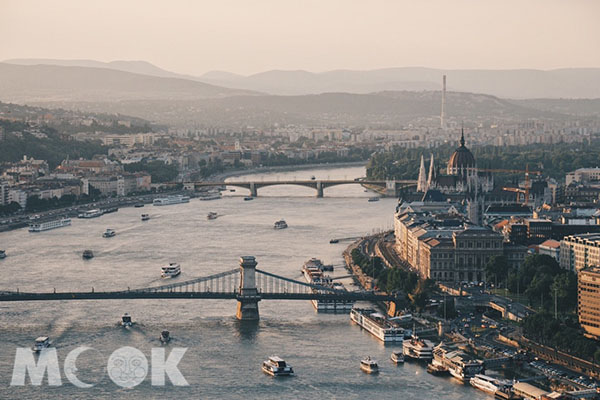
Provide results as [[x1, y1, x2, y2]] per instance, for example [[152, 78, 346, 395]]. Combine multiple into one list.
[[479, 165, 542, 206]]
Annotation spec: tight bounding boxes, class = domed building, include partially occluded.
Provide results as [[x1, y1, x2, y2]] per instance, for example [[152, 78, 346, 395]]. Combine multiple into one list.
[[417, 129, 493, 195]]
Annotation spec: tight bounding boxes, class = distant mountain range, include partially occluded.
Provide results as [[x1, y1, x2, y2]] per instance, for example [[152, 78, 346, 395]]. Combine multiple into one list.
[[0, 62, 257, 103], [4, 58, 600, 98]]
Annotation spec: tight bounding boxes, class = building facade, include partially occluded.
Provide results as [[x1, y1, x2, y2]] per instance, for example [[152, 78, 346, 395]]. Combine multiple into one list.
[[560, 233, 600, 272], [578, 267, 600, 339]]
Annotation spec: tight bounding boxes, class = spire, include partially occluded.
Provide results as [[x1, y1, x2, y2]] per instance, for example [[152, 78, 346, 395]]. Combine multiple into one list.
[[460, 125, 465, 147], [417, 155, 427, 192], [427, 154, 435, 188]]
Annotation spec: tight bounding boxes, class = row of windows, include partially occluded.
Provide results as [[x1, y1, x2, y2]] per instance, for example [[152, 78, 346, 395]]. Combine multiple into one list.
[[457, 241, 501, 249]]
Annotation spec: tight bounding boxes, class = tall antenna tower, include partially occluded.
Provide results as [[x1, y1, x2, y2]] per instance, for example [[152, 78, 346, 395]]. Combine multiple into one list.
[[441, 74, 446, 130]]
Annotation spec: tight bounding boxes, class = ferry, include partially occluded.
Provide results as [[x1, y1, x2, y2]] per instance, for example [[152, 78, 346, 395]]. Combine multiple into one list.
[[29, 217, 71, 232], [432, 342, 484, 382], [153, 195, 190, 206], [402, 331, 434, 360], [198, 191, 221, 201], [102, 228, 116, 238], [78, 209, 103, 218], [0, 250, 6, 259], [274, 219, 288, 229], [32, 336, 51, 353], [427, 359, 449, 375], [350, 308, 404, 342], [207, 212, 218, 220], [391, 350, 404, 364], [360, 357, 379, 374], [262, 356, 294, 376], [82, 250, 94, 259], [141, 214, 150, 221], [470, 374, 509, 395], [368, 197, 380, 202], [160, 330, 171, 344], [303, 260, 353, 312], [121, 313, 133, 327], [161, 263, 181, 278]]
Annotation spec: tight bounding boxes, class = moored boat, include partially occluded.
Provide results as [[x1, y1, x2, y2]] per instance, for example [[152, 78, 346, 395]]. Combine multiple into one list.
[[28, 217, 71, 232], [360, 356, 379, 374], [153, 195, 190, 206], [78, 209, 103, 218], [470, 374, 512, 395], [391, 350, 404, 364], [161, 263, 181, 278], [262, 356, 294, 376], [403, 331, 434, 360], [351, 308, 404, 342], [198, 191, 221, 201]]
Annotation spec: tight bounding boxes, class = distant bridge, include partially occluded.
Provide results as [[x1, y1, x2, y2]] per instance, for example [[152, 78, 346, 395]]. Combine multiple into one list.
[[185, 179, 417, 197], [0, 256, 401, 321]]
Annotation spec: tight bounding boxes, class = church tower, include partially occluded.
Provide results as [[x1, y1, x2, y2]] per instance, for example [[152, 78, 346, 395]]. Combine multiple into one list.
[[417, 155, 427, 192]]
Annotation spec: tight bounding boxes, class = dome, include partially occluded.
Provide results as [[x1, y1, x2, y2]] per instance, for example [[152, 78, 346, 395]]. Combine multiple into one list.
[[447, 129, 475, 173]]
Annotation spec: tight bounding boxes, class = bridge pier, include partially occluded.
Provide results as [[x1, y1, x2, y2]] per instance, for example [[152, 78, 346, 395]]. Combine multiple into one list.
[[385, 180, 398, 198], [316, 181, 323, 198], [249, 183, 257, 197], [236, 256, 260, 321]]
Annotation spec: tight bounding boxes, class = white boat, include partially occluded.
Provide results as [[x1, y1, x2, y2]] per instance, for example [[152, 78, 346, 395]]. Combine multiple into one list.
[[391, 350, 405, 364], [141, 214, 150, 221], [29, 218, 71, 232], [198, 192, 222, 201], [102, 228, 116, 238], [207, 212, 218, 220], [262, 356, 294, 376], [0, 250, 6, 259], [432, 342, 484, 382], [402, 333, 434, 360], [302, 260, 353, 312], [121, 313, 133, 327], [470, 374, 511, 394], [161, 263, 181, 278], [360, 356, 379, 374], [32, 336, 51, 352], [350, 308, 404, 342], [153, 195, 190, 206], [274, 220, 288, 229], [78, 209, 103, 218], [160, 330, 171, 344]]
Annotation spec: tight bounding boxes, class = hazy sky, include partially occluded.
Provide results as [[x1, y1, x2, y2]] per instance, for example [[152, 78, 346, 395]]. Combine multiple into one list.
[[1, 0, 599, 76]]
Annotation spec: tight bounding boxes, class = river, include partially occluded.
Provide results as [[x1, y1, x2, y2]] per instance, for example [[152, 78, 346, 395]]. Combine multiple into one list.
[[0, 166, 487, 399]]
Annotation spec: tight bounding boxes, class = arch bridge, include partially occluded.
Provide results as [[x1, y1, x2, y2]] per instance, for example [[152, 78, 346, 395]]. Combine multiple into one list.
[[188, 179, 416, 197], [0, 256, 402, 321]]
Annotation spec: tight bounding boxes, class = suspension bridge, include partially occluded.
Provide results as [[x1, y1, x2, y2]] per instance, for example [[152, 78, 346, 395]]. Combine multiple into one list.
[[0, 256, 401, 320]]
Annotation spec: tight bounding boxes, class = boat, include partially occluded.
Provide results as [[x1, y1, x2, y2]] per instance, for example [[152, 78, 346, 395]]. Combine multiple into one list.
[[0, 250, 6, 259], [160, 330, 171, 344], [368, 197, 380, 202], [274, 219, 288, 229], [391, 350, 404, 364], [32, 336, 51, 352], [431, 342, 484, 382], [153, 195, 190, 206], [360, 356, 379, 374], [427, 359, 449, 375], [310, 175, 316, 180], [303, 257, 333, 272], [102, 207, 118, 214], [102, 228, 116, 238], [198, 191, 222, 201], [302, 260, 353, 312], [141, 214, 150, 221], [470, 374, 512, 395], [121, 313, 133, 327], [261, 356, 294, 376], [161, 263, 181, 278], [134, 203, 144, 208], [350, 308, 404, 342], [243, 197, 254, 201], [82, 250, 94, 259], [28, 217, 71, 232], [207, 212, 218, 220], [78, 209, 103, 218], [329, 239, 339, 244], [402, 330, 434, 360]]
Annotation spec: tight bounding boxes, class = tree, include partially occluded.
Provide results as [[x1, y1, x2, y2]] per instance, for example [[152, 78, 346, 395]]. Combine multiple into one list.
[[485, 255, 509, 287], [551, 272, 578, 312]]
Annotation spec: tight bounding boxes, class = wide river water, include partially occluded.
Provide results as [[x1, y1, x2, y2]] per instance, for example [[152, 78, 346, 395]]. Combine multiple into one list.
[[0, 165, 488, 399]]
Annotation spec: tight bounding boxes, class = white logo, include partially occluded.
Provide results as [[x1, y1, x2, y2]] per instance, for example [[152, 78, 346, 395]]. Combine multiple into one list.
[[11, 346, 189, 388]]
